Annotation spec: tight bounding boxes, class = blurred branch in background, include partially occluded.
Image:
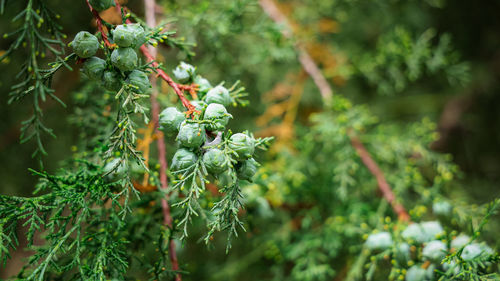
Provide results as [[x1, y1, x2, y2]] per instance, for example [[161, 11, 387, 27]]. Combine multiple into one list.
[[258, 0, 409, 220]]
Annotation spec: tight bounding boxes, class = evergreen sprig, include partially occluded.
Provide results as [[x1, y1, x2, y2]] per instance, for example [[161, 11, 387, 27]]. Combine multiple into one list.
[[1, 0, 67, 163]]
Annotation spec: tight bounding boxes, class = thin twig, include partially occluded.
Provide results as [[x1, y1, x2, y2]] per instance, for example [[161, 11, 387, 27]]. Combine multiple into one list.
[[258, 0, 332, 101], [349, 134, 410, 222], [143, 0, 181, 279], [259, 0, 409, 221]]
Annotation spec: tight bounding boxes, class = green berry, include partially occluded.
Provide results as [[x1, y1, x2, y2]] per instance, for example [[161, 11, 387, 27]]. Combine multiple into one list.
[[71, 31, 99, 58], [422, 240, 447, 262], [127, 70, 151, 94], [365, 232, 393, 250], [228, 133, 255, 160], [194, 75, 212, 93], [205, 85, 232, 107], [395, 242, 410, 263], [129, 24, 146, 48], [203, 148, 227, 174], [177, 121, 206, 148], [102, 71, 122, 92], [112, 24, 145, 48], [191, 100, 207, 111], [89, 0, 115, 11], [451, 234, 470, 249], [159, 107, 185, 135], [443, 260, 460, 275], [171, 148, 197, 172], [173, 62, 195, 83], [421, 221, 444, 241], [113, 24, 135, 47], [103, 158, 126, 178], [217, 170, 234, 188], [402, 223, 426, 243], [426, 264, 436, 280], [237, 158, 258, 181], [82, 57, 106, 80], [111, 47, 138, 71], [461, 243, 482, 260], [203, 103, 232, 131], [405, 266, 426, 281], [433, 201, 452, 216]]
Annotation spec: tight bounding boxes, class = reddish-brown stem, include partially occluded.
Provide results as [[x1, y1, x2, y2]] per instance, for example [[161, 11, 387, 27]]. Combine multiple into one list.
[[259, 0, 410, 221], [85, 0, 113, 48], [138, 45, 195, 113], [259, 0, 332, 101], [87, 0, 183, 278], [143, 0, 181, 279], [349, 134, 410, 222], [113, 1, 195, 114]]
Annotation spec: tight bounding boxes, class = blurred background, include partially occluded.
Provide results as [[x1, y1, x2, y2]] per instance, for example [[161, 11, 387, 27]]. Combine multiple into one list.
[[1, 0, 499, 280]]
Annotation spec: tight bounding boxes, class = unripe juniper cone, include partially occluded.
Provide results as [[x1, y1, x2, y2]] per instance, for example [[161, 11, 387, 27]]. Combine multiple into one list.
[[159, 107, 185, 135], [237, 158, 258, 181], [173, 61, 195, 83], [203, 103, 232, 131], [113, 24, 136, 47], [177, 121, 206, 148], [70, 31, 99, 58], [89, 0, 115, 11], [127, 70, 151, 94], [229, 133, 255, 160], [194, 75, 212, 93], [203, 148, 227, 174], [171, 148, 198, 171], [111, 47, 138, 72], [102, 71, 122, 91], [82, 57, 106, 80], [205, 85, 232, 107]]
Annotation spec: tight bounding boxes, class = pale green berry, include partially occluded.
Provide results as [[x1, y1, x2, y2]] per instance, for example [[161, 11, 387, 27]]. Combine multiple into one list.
[[203, 103, 232, 131], [111, 47, 137, 71], [159, 107, 185, 135], [173, 61, 195, 83], [421, 221, 444, 241], [395, 242, 410, 263], [82, 56, 106, 80], [113, 24, 135, 47], [461, 243, 482, 261], [171, 148, 197, 171], [205, 85, 231, 107], [103, 158, 126, 178], [405, 266, 426, 281], [402, 223, 426, 243], [71, 31, 99, 58], [422, 240, 447, 262], [177, 121, 205, 148], [237, 158, 258, 181], [191, 100, 207, 111], [129, 24, 146, 48], [365, 232, 393, 250], [433, 201, 452, 216], [102, 71, 122, 91], [89, 0, 115, 11], [194, 75, 212, 93], [451, 234, 470, 249], [217, 170, 234, 188], [203, 148, 227, 174], [127, 70, 151, 94], [228, 133, 255, 160]]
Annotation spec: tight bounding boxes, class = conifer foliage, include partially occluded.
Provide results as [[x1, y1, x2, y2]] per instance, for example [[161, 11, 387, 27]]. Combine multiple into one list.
[[0, 0, 499, 280]]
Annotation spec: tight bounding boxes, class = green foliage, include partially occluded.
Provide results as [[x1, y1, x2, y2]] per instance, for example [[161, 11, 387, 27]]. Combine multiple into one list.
[[0, 0, 499, 280], [0, 0, 68, 162]]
